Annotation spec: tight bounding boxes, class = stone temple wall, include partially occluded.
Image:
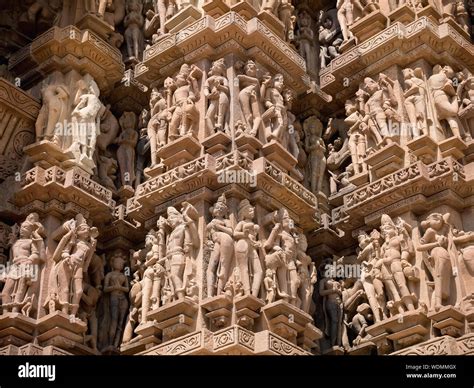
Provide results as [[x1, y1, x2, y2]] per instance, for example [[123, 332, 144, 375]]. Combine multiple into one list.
[[0, 0, 473, 356]]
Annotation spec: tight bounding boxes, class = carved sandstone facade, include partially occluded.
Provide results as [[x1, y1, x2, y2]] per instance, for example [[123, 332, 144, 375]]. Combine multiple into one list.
[[0, 0, 473, 357]]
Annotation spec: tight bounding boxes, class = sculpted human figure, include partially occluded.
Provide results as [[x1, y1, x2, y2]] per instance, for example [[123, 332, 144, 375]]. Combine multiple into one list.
[[303, 116, 326, 194], [261, 0, 281, 15], [166, 203, 199, 301], [116, 112, 138, 187], [388, 0, 404, 10], [263, 74, 293, 148], [319, 265, 343, 347], [402, 68, 429, 138], [237, 60, 265, 137], [204, 59, 230, 136], [278, 0, 296, 42], [264, 208, 298, 304], [167, 64, 200, 140], [97, 105, 120, 154], [35, 84, 69, 144], [154, 0, 176, 35], [206, 194, 234, 297], [79, 280, 102, 350], [351, 303, 372, 346], [344, 99, 367, 175], [417, 213, 458, 311], [234, 199, 263, 298], [296, 233, 316, 313], [318, 16, 342, 68], [46, 214, 98, 317], [357, 231, 386, 322], [133, 227, 164, 323], [135, 109, 150, 187], [20, 0, 61, 32], [336, 0, 358, 41], [122, 249, 145, 344], [70, 79, 104, 164], [264, 269, 277, 304], [147, 88, 169, 166], [380, 214, 416, 313], [103, 251, 129, 349], [98, 155, 118, 190], [124, 0, 144, 61], [360, 74, 399, 143], [428, 65, 462, 138], [457, 70, 474, 141], [1, 213, 45, 316], [296, 9, 317, 75]]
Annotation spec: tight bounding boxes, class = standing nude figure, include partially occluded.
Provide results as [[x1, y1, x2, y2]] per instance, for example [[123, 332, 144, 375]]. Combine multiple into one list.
[[35, 84, 69, 144], [1, 213, 46, 316], [304, 116, 326, 194], [116, 111, 138, 187], [166, 203, 199, 301], [319, 269, 343, 347], [417, 213, 458, 311], [103, 251, 129, 349], [264, 208, 298, 304], [296, 233, 317, 313], [337, 0, 358, 42], [147, 88, 169, 166], [124, 0, 144, 61], [237, 60, 265, 137], [167, 64, 200, 140], [234, 199, 263, 298], [402, 68, 429, 138], [380, 214, 416, 313], [204, 58, 230, 136], [428, 65, 462, 138], [206, 194, 234, 297], [344, 99, 367, 175]]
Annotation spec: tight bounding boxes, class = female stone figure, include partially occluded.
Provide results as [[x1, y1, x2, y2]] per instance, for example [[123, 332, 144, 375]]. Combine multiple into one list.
[[264, 208, 298, 304], [204, 58, 230, 136], [147, 88, 169, 166], [296, 233, 317, 313], [428, 65, 462, 138], [70, 79, 103, 166], [296, 9, 317, 75], [344, 99, 367, 175], [133, 227, 164, 324], [124, 0, 144, 61], [356, 231, 386, 322], [116, 111, 138, 187], [263, 73, 291, 148], [457, 70, 474, 141], [35, 84, 69, 144], [167, 64, 200, 140], [206, 194, 234, 297], [319, 267, 343, 347], [304, 116, 326, 194], [336, 0, 357, 42], [234, 199, 263, 298], [237, 60, 265, 137], [417, 213, 459, 311], [380, 214, 416, 313], [103, 251, 129, 349], [402, 68, 429, 138]]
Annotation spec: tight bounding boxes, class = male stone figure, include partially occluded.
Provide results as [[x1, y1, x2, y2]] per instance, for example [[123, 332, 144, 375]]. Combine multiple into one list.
[[1, 213, 46, 316], [46, 214, 98, 317]]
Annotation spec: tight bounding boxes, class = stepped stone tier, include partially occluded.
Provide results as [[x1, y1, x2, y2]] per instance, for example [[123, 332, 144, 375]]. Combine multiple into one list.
[[0, 0, 473, 356]]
